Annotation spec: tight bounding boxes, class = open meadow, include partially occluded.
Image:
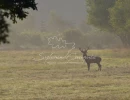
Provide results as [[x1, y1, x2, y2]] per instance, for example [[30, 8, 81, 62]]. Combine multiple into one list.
[[0, 49, 130, 100]]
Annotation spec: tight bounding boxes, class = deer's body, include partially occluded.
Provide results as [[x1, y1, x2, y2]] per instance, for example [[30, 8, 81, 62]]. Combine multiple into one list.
[[79, 48, 102, 71]]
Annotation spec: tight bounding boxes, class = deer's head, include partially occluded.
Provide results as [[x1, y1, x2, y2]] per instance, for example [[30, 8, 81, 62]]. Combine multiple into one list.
[[79, 47, 89, 56]]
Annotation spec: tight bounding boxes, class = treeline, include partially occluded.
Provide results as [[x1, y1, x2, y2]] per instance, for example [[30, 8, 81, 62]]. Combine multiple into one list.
[[0, 11, 122, 50]]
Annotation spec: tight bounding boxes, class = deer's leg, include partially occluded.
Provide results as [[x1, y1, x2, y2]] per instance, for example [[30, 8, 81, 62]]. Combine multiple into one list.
[[97, 63, 101, 71], [100, 64, 102, 71], [87, 63, 90, 71]]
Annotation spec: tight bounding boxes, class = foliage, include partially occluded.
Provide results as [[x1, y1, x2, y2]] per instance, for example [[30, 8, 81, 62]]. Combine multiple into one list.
[[0, 12, 9, 44], [86, 0, 130, 47], [9, 30, 43, 49], [0, 0, 37, 43], [6, 29, 121, 50], [63, 29, 83, 47], [79, 20, 93, 33], [0, 0, 37, 23], [109, 0, 130, 46], [48, 12, 73, 32], [86, 0, 116, 31]]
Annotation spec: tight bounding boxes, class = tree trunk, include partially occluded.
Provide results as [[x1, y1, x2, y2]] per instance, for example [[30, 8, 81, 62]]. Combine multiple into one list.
[[119, 34, 130, 48]]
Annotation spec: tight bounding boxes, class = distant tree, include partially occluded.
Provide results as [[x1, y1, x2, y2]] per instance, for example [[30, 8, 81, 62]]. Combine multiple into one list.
[[0, 0, 37, 44], [86, 0, 116, 31], [86, 0, 130, 47], [48, 11, 74, 32], [109, 0, 130, 47], [63, 29, 83, 47], [79, 20, 93, 33]]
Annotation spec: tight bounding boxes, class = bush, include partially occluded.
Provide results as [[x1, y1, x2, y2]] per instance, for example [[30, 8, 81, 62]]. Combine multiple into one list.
[[63, 29, 83, 48]]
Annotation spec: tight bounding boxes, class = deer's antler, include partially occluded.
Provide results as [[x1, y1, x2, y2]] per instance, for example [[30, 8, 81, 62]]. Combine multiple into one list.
[[85, 46, 89, 51], [79, 48, 82, 51]]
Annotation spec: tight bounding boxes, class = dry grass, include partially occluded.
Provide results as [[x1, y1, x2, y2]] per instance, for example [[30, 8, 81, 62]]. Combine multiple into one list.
[[0, 49, 130, 100]]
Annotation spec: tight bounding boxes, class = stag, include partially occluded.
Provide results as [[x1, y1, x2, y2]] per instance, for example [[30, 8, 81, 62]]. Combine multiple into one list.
[[79, 47, 102, 71]]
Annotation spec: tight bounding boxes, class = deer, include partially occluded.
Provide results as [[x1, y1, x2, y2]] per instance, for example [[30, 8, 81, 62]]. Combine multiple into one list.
[[79, 47, 102, 71]]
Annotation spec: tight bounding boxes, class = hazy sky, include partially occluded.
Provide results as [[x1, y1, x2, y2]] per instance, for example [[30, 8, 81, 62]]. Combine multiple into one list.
[[35, 0, 86, 26]]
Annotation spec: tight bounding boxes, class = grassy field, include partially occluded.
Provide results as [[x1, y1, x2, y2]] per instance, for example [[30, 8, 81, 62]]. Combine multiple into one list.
[[0, 49, 130, 100]]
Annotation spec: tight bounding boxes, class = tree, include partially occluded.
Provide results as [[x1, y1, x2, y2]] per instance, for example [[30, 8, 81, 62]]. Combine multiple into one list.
[[86, 0, 116, 31], [79, 20, 93, 33], [0, 0, 37, 44], [0, 12, 9, 43], [109, 0, 130, 46], [86, 0, 130, 47], [63, 29, 83, 47], [48, 11, 74, 32]]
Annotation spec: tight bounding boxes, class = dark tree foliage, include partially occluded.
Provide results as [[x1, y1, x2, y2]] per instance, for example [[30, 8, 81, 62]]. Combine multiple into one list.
[[0, 0, 37, 44], [86, 0, 116, 31], [86, 0, 130, 47], [0, 12, 9, 43]]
